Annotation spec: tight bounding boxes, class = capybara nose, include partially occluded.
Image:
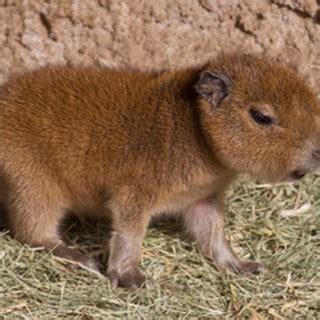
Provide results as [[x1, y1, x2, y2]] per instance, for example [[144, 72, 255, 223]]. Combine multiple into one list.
[[312, 150, 320, 161]]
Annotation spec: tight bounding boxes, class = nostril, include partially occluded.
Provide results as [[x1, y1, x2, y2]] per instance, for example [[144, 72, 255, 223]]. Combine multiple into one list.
[[291, 170, 306, 180], [312, 150, 320, 160]]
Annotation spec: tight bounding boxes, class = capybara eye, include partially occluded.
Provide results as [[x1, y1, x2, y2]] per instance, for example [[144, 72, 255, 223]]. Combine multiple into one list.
[[250, 108, 273, 126]]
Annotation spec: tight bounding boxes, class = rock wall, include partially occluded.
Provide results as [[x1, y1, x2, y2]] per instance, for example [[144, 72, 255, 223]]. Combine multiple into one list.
[[0, 0, 319, 93]]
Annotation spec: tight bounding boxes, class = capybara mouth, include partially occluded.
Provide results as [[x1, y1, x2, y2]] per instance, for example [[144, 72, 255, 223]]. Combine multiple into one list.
[[290, 170, 307, 180]]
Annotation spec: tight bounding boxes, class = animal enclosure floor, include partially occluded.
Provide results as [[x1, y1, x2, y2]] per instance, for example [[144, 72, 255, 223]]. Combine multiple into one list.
[[0, 176, 319, 319]]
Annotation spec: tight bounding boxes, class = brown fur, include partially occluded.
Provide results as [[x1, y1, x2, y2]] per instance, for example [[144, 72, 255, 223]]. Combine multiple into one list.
[[0, 53, 319, 289]]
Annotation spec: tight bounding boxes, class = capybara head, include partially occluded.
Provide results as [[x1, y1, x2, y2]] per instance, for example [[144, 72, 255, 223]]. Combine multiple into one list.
[[195, 53, 320, 182]]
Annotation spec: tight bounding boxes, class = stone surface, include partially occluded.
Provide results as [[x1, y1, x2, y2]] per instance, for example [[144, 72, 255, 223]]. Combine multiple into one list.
[[0, 0, 319, 94]]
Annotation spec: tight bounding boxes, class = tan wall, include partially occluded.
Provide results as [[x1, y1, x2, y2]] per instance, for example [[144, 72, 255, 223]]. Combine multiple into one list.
[[1, 0, 320, 93]]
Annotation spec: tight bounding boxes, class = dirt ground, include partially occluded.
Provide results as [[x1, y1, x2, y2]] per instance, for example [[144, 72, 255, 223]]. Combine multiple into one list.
[[0, 0, 320, 93]]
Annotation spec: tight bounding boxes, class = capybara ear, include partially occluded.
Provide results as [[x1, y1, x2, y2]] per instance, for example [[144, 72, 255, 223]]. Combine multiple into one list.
[[195, 71, 232, 109]]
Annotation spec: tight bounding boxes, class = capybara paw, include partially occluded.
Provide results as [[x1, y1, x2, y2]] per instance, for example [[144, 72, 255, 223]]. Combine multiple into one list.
[[235, 260, 264, 275], [107, 268, 145, 290], [65, 256, 101, 274]]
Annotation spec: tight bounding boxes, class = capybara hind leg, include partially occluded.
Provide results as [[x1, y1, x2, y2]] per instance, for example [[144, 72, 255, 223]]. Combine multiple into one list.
[[184, 198, 264, 274], [6, 178, 100, 273], [8, 203, 100, 272]]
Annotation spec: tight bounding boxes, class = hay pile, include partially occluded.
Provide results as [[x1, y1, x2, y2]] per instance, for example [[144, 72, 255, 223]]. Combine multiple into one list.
[[1, 175, 319, 318]]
